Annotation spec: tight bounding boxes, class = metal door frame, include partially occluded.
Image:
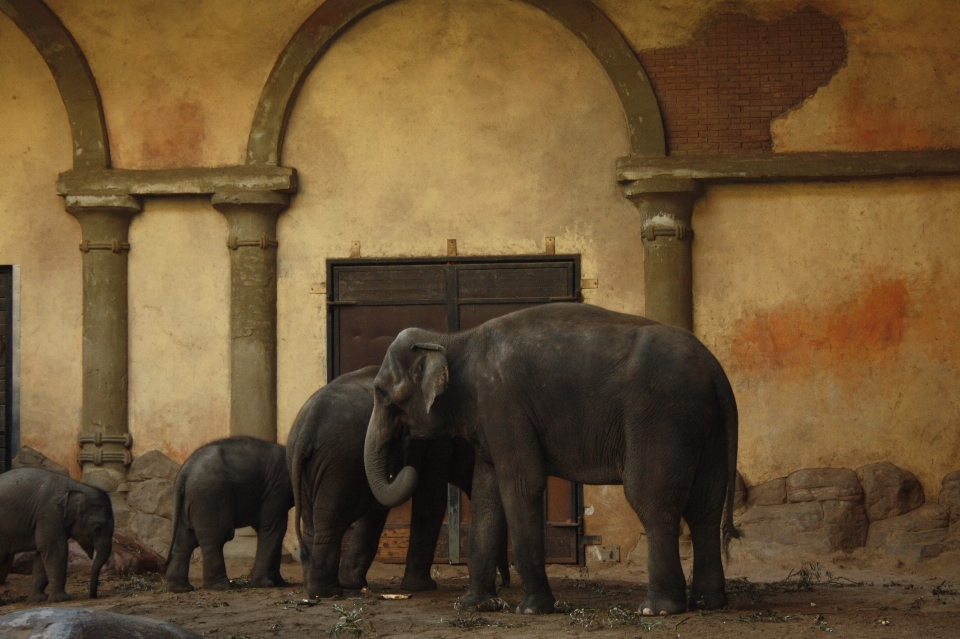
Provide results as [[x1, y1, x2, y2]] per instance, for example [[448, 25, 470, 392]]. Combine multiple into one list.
[[0, 265, 20, 471]]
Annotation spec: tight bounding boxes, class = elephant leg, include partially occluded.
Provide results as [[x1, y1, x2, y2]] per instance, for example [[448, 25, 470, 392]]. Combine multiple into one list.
[[339, 507, 389, 590], [497, 458, 554, 614], [684, 439, 729, 610], [460, 459, 507, 611], [37, 541, 69, 602], [306, 481, 363, 598], [27, 554, 49, 602], [196, 527, 233, 590], [624, 450, 693, 616], [166, 520, 199, 593], [250, 523, 287, 588], [401, 458, 449, 592], [251, 495, 290, 588]]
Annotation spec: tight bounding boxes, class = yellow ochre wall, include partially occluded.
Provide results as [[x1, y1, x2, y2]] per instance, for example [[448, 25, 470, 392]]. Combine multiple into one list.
[[2, 0, 960, 559]]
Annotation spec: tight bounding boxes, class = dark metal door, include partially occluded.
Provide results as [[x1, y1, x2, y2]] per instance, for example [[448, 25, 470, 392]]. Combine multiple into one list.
[[328, 255, 583, 564], [0, 267, 12, 472]]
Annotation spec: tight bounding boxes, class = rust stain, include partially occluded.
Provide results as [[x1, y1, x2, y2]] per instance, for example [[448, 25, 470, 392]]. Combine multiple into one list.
[[837, 78, 935, 151], [733, 277, 908, 372], [136, 93, 206, 169]]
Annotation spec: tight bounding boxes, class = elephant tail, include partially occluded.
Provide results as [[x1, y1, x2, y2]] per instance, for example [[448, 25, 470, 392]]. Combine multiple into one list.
[[167, 467, 188, 567], [713, 363, 741, 559]]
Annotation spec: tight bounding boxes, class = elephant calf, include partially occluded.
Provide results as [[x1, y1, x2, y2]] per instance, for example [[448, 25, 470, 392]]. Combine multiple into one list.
[[0, 467, 114, 602], [165, 437, 294, 592], [287, 366, 508, 598]]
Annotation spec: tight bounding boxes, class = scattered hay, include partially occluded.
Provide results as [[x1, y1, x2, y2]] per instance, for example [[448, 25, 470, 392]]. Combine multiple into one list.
[[736, 610, 801, 627], [727, 563, 864, 604], [330, 604, 376, 638], [566, 604, 666, 630], [441, 614, 527, 629], [114, 573, 163, 593]]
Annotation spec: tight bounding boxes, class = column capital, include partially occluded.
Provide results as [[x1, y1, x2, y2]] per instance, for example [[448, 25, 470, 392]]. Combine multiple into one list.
[[211, 189, 289, 214], [63, 193, 142, 217]]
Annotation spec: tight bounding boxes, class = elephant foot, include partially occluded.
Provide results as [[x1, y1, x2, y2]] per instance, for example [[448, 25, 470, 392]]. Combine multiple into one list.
[[338, 570, 367, 591], [166, 581, 195, 593], [203, 578, 233, 591], [249, 576, 278, 588], [308, 582, 343, 599], [48, 591, 71, 603], [458, 588, 500, 611], [26, 592, 48, 603], [516, 593, 555, 615], [688, 588, 728, 611], [399, 574, 437, 592], [640, 591, 687, 616]]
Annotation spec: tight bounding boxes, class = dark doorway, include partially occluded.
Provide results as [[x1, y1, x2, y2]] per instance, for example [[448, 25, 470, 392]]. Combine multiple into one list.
[[0, 266, 14, 472], [327, 255, 584, 565]]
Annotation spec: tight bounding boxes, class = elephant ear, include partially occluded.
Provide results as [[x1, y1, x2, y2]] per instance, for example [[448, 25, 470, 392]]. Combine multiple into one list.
[[58, 491, 85, 527], [412, 343, 448, 413]]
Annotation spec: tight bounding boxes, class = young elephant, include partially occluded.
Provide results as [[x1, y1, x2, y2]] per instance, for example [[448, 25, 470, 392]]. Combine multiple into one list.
[[165, 437, 294, 592], [0, 467, 114, 602], [288, 366, 508, 598]]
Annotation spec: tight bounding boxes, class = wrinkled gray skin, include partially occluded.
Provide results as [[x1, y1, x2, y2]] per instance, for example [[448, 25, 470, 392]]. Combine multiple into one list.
[[365, 304, 740, 616], [0, 468, 114, 602], [165, 437, 294, 592], [288, 367, 508, 598]]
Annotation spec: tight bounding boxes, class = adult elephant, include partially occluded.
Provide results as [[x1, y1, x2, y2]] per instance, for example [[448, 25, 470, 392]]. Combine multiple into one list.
[[288, 366, 507, 598], [364, 303, 739, 616]]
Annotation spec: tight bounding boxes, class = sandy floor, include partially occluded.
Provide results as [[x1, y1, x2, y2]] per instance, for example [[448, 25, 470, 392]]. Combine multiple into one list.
[[2, 555, 960, 638]]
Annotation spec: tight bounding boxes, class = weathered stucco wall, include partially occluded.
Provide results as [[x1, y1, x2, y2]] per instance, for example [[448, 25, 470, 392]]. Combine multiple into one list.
[[127, 198, 231, 464], [276, 0, 639, 442], [695, 178, 960, 494], [3, 0, 960, 561], [0, 13, 82, 477]]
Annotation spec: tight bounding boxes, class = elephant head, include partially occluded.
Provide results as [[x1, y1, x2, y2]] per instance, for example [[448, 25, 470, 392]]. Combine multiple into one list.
[[61, 487, 114, 598], [365, 330, 449, 508]]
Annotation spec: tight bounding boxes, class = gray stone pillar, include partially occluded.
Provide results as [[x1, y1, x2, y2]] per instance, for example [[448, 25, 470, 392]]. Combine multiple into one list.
[[623, 178, 703, 331], [64, 194, 142, 491], [211, 190, 289, 442]]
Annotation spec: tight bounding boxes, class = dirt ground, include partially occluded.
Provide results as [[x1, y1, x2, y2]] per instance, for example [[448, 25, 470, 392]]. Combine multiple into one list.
[[3, 555, 960, 638]]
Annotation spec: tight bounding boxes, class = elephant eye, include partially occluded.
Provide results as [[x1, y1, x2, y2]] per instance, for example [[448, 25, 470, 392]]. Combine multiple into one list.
[[376, 387, 391, 405], [93, 524, 103, 534]]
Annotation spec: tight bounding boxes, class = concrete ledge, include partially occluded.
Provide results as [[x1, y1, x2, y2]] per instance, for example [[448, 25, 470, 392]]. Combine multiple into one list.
[[618, 150, 960, 186], [57, 166, 298, 197]]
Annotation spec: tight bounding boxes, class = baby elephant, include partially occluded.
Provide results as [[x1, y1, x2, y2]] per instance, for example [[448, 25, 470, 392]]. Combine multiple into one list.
[[165, 437, 294, 592], [0, 467, 114, 602]]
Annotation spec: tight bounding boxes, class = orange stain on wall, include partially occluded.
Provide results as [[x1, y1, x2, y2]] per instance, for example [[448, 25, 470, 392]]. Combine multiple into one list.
[[732, 277, 908, 372]]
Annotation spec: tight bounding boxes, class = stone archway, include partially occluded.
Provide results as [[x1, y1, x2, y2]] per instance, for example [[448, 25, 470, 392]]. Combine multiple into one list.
[[245, 0, 666, 165], [0, 0, 109, 169]]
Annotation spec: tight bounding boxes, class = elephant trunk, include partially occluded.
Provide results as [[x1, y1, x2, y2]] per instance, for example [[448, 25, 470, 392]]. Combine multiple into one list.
[[364, 401, 418, 508], [89, 536, 112, 599]]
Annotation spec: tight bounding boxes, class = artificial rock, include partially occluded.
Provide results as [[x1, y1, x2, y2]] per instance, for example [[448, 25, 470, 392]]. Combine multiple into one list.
[[939, 470, 960, 524], [855, 462, 924, 521], [12, 447, 70, 477], [786, 468, 863, 503], [747, 477, 787, 507], [127, 478, 176, 519], [127, 450, 180, 482], [866, 502, 950, 561]]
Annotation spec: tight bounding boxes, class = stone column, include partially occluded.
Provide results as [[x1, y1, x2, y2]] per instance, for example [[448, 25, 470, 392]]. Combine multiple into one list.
[[64, 194, 142, 491], [211, 190, 289, 442], [623, 178, 704, 331]]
